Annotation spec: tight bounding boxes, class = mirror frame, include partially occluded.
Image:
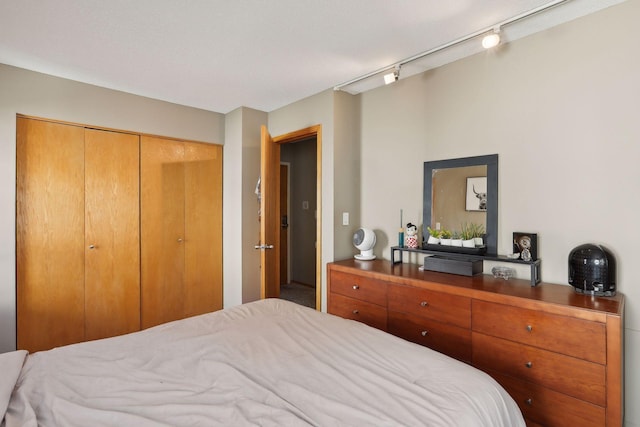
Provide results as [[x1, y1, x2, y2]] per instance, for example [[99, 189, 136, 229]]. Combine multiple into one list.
[[423, 154, 498, 256]]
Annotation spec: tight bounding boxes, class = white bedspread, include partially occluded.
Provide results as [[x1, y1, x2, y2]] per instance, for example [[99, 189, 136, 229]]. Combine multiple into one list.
[[3, 299, 524, 426]]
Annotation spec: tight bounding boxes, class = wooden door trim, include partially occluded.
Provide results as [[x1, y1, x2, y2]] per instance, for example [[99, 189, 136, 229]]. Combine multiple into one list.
[[272, 125, 322, 310], [280, 162, 291, 285]]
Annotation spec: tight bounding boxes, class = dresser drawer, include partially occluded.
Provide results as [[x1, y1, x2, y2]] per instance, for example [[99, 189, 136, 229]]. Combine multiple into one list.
[[388, 310, 471, 362], [473, 332, 605, 406], [388, 284, 471, 328], [472, 300, 606, 364], [328, 293, 387, 331], [329, 271, 388, 306], [489, 369, 605, 427]]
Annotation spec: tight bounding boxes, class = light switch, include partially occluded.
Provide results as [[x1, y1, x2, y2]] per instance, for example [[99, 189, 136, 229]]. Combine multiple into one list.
[[342, 212, 349, 226]]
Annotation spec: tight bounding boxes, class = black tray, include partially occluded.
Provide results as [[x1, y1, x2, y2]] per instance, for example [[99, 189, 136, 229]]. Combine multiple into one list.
[[422, 243, 487, 256]]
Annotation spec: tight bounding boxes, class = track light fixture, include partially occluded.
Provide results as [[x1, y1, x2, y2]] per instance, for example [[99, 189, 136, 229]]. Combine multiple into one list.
[[383, 65, 401, 85], [334, 0, 571, 92], [482, 27, 501, 49]]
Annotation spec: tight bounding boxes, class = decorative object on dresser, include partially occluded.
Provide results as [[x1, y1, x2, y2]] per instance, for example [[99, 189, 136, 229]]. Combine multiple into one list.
[[398, 209, 404, 247], [405, 222, 419, 248], [327, 259, 624, 427], [423, 255, 483, 276], [569, 243, 616, 296], [512, 232, 538, 261], [352, 227, 376, 260]]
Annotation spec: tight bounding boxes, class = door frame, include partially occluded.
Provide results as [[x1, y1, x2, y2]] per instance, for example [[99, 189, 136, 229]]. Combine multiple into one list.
[[279, 161, 291, 286], [270, 125, 322, 310]]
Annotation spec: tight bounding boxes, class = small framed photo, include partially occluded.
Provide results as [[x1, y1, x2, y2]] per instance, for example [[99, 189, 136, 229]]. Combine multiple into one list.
[[465, 177, 487, 211], [513, 232, 537, 261]]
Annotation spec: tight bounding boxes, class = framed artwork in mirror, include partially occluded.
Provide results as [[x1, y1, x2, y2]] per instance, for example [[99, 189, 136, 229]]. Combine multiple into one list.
[[465, 177, 487, 211]]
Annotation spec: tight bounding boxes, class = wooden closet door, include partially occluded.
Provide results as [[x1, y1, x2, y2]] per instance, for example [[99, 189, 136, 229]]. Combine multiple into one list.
[[141, 136, 186, 329], [16, 118, 85, 352], [84, 129, 140, 341], [184, 142, 223, 316]]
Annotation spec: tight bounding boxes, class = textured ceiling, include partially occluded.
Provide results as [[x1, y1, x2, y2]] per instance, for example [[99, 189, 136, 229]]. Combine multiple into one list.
[[0, 0, 626, 113]]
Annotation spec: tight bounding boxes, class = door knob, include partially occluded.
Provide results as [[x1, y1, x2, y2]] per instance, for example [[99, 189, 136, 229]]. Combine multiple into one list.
[[254, 244, 275, 250]]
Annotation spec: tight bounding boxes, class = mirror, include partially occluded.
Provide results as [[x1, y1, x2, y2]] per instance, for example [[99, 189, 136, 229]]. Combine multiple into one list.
[[423, 154, 498, 255]]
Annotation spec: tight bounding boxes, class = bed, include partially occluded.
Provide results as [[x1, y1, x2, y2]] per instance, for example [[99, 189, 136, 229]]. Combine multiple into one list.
[[2, 299, 524, 426]]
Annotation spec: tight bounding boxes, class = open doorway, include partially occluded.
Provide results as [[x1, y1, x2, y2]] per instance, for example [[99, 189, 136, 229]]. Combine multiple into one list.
[[279, 137, 317, 309]]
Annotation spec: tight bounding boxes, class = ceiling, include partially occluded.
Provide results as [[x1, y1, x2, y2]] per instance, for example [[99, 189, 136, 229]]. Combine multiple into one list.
[[0, 0, 625, 114]]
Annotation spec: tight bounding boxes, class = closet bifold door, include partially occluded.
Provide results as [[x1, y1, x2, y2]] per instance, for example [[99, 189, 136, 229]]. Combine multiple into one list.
[[16, 118, 86, 352], [141, 136, 187, 329], [84, 128, 140, 341], [140, 136, 222, 329], [184, 142, 223, 317]]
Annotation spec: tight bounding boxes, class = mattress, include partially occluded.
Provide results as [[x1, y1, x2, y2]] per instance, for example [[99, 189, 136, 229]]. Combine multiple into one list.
[[2, 299, 524, 426]]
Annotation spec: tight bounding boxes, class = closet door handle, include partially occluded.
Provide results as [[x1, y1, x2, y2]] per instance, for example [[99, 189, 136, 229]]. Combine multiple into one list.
[[178, 238, 183, 243]]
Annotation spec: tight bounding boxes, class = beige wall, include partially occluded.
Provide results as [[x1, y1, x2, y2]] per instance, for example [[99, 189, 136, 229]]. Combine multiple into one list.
[[358, 2, 639, 424], [222, 107, 267, 307], [332, 91, 362, 260], [0, 64, 225, 353]]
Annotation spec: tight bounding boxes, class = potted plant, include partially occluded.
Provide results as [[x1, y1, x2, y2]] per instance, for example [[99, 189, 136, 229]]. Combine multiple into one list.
[[472, 223, 485, 246], [426, 227, 441, 244], [460, 223, 476, 248], [439, 229, 452, 245], [451, 231, 463, 247]]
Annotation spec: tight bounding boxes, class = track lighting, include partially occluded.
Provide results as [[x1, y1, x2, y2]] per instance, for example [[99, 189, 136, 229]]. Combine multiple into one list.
[[383, 65, 400, 85], [482, 28, 501, 49], [334, 0, 571, 92]]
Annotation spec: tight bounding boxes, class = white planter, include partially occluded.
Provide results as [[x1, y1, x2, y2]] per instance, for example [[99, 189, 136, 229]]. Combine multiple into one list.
[[451, 239, 463, 247], [474, 237, 484, 246], [440, 238, 452, 246], [427, 236, 440, 244], [462, 239, 475, 248]]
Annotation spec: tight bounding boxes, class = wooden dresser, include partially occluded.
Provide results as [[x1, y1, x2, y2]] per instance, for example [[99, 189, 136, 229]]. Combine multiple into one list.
[[327, 259, 624, 427]]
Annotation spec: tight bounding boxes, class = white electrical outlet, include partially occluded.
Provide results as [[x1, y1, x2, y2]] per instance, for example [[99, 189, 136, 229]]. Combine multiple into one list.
[[302, 201, 309, 210], [342, 212, 349, 226]]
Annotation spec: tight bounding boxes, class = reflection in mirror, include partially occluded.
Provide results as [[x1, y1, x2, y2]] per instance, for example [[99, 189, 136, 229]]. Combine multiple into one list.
[[432, 165, 487, 233], [423, 155, 498, 255]]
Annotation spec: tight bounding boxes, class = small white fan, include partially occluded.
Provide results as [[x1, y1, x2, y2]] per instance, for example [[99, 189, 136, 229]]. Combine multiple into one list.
[[353, 228, 376, 260]]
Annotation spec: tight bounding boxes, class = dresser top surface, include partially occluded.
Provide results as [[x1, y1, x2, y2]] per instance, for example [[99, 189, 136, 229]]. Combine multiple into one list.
[[329, 259, 624, 316]]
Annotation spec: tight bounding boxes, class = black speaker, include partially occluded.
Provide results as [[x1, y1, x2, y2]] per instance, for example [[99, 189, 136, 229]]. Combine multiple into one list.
[[568, 244, 616, 296]]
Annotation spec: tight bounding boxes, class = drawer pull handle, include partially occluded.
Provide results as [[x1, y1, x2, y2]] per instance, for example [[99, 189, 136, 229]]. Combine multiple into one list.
[[420, 301, 428, 307], [421, 330, 429, 337], [525, 361, 533, 368], [352, 285, 360, 290], [352, 309, 359, 315], [525, 398, 533, 406], [526, 325, 533, 333]]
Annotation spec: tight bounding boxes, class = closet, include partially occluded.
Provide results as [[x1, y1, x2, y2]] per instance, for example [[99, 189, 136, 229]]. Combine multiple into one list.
[[16, 117, 222, 353]]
